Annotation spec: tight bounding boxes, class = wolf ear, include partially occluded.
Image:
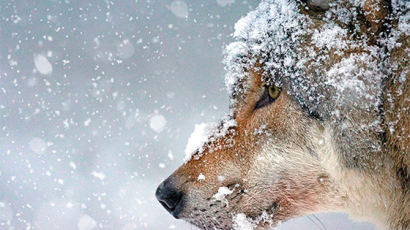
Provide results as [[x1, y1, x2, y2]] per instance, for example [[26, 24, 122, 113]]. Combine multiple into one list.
[[362, 0, 389, 34]]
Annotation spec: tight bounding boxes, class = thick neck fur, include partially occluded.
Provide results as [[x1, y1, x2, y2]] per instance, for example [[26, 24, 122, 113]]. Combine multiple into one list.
[[317, 125, 409, 230]]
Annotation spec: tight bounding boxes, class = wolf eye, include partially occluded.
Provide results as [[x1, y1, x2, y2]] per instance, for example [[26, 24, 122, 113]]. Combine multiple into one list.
[[254, 85, 282, 110], [268, 85, 281, 100]]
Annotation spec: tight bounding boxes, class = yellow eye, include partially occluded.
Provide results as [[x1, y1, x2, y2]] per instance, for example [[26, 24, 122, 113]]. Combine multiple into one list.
[[254, 84, 282, 109], [268, 85, 281, 99]]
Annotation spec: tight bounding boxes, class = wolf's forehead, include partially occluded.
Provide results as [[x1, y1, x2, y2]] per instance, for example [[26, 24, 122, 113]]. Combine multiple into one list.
[[223, 0, 309, 102], [223, 0, 390, 117]]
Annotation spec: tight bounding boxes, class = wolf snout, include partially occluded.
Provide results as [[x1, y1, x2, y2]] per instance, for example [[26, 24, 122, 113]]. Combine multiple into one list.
[[156, 177, 184, 219]]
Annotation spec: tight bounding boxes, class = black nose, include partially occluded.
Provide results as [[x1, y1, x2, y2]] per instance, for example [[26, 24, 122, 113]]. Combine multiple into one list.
[[155, 178, 184, 218]]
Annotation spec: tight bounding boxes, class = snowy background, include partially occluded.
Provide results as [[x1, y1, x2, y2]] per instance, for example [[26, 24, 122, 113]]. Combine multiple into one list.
[[0, 0, 376, 229]]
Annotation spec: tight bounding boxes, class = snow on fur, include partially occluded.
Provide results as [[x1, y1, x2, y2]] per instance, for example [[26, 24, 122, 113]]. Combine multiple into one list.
[[233, 213, 255, 230], [224, 0, 408, 103], [224, 0, 308, 97], [185, 116, 236, 161], [223, 0, 388, 114], [212, 186, 234, 206], [222, 0, 406, 150], [233, 212, 274, 230], [184, 122, 216, 161], [222, 0, 408, 225]]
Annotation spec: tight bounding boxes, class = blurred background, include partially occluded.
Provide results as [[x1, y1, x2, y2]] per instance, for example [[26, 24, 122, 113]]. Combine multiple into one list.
[[0, 0, 376, 229]]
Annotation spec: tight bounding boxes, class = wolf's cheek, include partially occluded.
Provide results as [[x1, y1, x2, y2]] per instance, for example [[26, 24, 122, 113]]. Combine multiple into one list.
[[246, 143, 327, 215]]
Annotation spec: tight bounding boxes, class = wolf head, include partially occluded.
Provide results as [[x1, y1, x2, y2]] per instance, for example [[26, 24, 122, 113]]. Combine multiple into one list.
[[156, 0, 408, 229]]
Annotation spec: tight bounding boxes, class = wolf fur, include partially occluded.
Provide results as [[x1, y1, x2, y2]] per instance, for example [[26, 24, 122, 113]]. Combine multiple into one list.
[[157, 0, 409, 229]]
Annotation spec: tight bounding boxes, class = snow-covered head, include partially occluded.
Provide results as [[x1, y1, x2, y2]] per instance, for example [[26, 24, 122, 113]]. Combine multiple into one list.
[[156, 0, 408, 229]]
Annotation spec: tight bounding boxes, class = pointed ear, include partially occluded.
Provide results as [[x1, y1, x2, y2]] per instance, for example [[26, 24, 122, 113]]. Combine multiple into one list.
[[362, 0, 389, 34]]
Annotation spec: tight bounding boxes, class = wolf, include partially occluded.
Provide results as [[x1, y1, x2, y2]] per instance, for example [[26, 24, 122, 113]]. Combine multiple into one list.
[[156, 0, 409, 229]]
